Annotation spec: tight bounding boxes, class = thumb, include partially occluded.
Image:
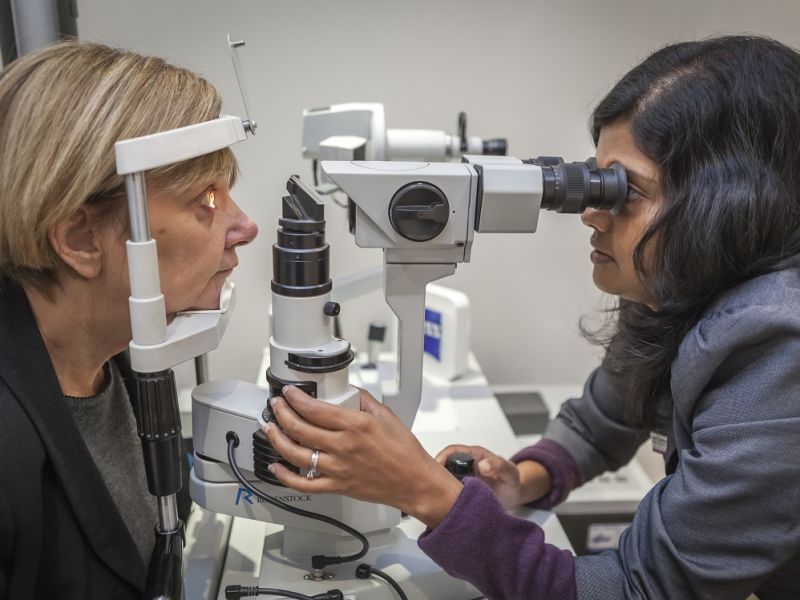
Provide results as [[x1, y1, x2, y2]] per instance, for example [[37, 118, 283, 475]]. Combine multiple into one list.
[[477, 458, 493, 476], [357, 388, 387, 417], [479, 456, 517, 483]]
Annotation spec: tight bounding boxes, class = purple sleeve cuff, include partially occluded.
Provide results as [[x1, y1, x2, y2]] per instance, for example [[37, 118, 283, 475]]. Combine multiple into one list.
[[418, 477, 576, 600], [511, 438, 583, 510]]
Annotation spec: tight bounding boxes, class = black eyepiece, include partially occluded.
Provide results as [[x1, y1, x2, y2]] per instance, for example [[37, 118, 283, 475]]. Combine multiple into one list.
[[482, 138, 507, 156], [527, 157, 627, 214]]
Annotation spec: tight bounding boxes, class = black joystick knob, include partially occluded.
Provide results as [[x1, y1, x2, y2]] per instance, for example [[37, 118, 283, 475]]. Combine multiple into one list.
[[445, 452, 475, 481], [324, 301, 340, 316]]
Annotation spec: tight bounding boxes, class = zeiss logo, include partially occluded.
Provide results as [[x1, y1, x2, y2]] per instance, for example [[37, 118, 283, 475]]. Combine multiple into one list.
[[424, 308, 442, 361], [235, 487, 311, 505]]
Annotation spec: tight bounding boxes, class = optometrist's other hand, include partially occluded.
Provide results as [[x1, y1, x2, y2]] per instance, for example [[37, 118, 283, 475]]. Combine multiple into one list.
[[264, 385, 463, 529], [435, 445, 552, 510]]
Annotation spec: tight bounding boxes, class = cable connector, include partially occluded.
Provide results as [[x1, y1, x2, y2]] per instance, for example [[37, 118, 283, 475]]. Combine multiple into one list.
[[312, 592, 344, 600], [311, 554, 328, 570], [224, 586, 257, 599], [312, 553, 346, 569], [355, 563, 372, 579]]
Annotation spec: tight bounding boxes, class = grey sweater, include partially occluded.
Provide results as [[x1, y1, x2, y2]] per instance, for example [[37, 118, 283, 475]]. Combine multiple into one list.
[[64, 362, 158, 566], [421, 268, 800, 599], [552, 269, 800, 599]]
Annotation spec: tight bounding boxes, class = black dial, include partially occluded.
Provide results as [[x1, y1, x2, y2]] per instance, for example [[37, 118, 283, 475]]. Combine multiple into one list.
[[388, 181, 450, 242]]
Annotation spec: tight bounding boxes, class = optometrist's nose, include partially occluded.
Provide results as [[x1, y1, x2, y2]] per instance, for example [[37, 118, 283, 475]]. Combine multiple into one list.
[[580, 206, 613, 233]]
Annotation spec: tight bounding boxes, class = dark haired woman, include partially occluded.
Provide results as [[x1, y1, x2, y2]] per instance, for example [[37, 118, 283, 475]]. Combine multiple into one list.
[[262, 35, 800, 599]]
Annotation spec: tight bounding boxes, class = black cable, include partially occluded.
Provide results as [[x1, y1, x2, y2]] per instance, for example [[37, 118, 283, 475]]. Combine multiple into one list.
[[309, 161, 348, 209], [369, 567, 407, 600], [355, 563, 409, 600], [328, 192, 349, 209], [227, 434, 410, 600], [226, 433, 369, 570], [225, 585, 343, 599]]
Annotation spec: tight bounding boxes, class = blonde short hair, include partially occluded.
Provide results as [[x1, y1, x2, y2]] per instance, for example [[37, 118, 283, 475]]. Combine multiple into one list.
[[0, 40, 237, 289]]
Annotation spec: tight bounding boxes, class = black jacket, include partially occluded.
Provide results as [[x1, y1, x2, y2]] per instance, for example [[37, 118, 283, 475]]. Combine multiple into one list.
[[0, 280, 190, 599]]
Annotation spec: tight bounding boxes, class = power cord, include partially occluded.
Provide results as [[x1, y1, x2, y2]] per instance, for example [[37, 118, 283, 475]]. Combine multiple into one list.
[[310, 161, 348, 208], [225, 585, 343, 599], [355, 564, 409, 600], [226, 432, 369, 572], [227, 432, 410, 600]]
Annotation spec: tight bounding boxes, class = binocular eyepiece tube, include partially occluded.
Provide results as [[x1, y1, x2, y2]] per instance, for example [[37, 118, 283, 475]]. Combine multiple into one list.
[[526, 156, 628, 214]]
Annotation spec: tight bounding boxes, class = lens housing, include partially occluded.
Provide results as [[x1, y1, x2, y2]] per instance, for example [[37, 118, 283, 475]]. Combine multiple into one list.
[[526, 157, 627, 214], [272, 176, 332, 298]]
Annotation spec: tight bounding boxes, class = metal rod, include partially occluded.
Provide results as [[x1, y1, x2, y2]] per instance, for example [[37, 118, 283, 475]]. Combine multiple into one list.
[[125, 172, 151, 242], [194, 354, 209, 385], [10, 0, 59, 56], [157, 494, 179, 533]]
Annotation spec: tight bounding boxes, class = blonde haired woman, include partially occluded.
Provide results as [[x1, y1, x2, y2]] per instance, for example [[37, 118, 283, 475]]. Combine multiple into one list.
[[0, 41, 258, 598]]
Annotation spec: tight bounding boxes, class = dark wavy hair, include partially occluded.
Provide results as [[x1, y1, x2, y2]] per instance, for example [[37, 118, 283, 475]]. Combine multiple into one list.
[[589, 35, 800, 428]]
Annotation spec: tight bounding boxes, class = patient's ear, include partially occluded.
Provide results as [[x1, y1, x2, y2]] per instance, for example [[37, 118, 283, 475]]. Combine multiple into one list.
[[48, 206, 105, 279]]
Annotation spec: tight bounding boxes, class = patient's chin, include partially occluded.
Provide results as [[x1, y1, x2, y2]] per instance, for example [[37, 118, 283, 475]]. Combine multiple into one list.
[[187, 299, 220, 311]]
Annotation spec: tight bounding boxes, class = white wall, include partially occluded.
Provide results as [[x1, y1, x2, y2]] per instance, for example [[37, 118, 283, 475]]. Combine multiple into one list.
[[75, 0, 800, 389]]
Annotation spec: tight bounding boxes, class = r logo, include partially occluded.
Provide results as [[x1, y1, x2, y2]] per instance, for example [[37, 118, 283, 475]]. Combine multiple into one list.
[[235, 487, 254, 505]]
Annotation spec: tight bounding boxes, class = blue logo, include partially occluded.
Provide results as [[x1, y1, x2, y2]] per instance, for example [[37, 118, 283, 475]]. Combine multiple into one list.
[[424, 308, 442, 361], [235, 487, 254, 505]]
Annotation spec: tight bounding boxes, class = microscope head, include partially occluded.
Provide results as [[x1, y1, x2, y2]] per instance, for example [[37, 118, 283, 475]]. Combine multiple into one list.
[[320, 160, 477, 265], [322, 156, 628, 259]]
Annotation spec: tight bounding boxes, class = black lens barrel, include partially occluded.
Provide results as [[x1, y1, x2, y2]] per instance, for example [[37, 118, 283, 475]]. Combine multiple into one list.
[[527, 157, 627, 214], [272, 176, 332, 297]]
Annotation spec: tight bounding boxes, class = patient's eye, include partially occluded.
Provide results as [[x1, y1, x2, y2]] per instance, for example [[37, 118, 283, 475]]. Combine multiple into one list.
[[199, 189, 216, 209]]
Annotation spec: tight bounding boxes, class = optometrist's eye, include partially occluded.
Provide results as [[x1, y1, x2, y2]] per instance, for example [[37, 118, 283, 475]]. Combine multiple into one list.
[[626, 185, 644, 202]]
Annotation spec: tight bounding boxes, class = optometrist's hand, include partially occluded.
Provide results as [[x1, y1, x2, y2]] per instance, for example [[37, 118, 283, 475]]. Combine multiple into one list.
[[436, 445, 552, 510], [264, 385, 463, 529]]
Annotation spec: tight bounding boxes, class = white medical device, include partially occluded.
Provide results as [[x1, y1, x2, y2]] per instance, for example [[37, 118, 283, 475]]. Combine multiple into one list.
[[302, 103, 507, 193], [189, 155, 627, 598]]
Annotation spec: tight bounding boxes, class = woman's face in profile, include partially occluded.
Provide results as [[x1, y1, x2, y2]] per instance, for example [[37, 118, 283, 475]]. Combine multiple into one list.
[[138, 177, 258, 316], [581, 120, 661, 307]]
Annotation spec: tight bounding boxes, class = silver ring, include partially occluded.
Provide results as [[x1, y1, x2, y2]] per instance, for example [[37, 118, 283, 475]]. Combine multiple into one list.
[[306, 449, 321, 479]]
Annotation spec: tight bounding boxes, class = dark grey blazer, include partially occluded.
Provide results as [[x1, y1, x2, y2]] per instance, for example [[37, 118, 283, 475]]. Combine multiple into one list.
[[546, 269, 800, 599], [0, 279, 190, 599]]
